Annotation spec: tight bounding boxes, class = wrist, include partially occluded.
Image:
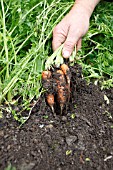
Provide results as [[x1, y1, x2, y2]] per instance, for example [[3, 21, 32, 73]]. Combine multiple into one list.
[[72, 0, 100, 18]]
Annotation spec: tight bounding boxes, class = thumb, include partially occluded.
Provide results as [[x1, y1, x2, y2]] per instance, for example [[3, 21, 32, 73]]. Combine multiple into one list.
[[62, 27, 80, 58]]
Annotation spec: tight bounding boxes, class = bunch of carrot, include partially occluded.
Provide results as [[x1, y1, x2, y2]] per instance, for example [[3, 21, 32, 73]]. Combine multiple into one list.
[[42, 64, 71, 115]]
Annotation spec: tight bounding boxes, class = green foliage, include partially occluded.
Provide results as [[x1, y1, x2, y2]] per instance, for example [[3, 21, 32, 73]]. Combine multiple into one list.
[[5, 163, 16, 170], [85, 157, 91, 162], [70, 113, 76, 119], [43, 115, 49, 119], [76, 2, 113, 86], [0, 0, 73, 105], [66, 150, 72, 156], [45, 44, 76, 69]]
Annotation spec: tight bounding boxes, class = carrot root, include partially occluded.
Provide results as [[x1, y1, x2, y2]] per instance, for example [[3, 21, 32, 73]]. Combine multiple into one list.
[[46, 94, 55, 114], [60, 64, 70, 84], [42, 71, 51, 80], [42, 64, 71, 115], [60, 64, 71, 102]]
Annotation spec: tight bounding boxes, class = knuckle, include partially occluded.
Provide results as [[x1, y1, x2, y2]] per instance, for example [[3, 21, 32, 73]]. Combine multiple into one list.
[[75, 28, 82, 36], [53, 25, 61, 35], [65, 40, 74, 49]]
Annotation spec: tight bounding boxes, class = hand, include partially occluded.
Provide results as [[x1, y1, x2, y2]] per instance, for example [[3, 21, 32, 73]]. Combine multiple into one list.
[[52, 4, 90, 58]]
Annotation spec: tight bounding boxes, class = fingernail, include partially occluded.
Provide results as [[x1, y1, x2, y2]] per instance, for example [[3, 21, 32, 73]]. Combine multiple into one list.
[[62, 50, 71, 58]]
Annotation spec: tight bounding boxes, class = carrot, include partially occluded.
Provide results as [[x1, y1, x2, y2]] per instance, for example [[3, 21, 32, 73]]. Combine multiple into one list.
[[46, 94, 55, 113], [56, 70, 67, 114], [60, 64, 70, 87], [56, 70, 65, 84], [57, 85, 67, 114], [60, 64, 70, 102], [42, 70, 52, 90], [42, 71, 55, 114], [42, 67, 70, 115], [42, 70, 51, 80], [60, 64, 69, 75]]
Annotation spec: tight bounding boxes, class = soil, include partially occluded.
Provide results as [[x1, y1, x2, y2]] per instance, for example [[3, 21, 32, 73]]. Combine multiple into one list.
[[0, 64, 113, 170]]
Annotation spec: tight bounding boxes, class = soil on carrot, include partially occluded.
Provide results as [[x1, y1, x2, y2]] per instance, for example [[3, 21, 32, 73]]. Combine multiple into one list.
[[1, 64, 113, 170]]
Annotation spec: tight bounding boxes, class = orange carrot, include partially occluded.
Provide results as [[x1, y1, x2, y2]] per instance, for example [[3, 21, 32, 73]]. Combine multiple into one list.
[[56, 70, 65, 84], [46, 94, 55, 113], [57, 85, 67, 114], [60, 64, 70, 87], [42, 71, 55, 113], [60, 64, 69, 75], [56, 70, 67, 114], [42, 71, 51, 80], [60, 64, 70, 102], [42, 70, 52, 90]]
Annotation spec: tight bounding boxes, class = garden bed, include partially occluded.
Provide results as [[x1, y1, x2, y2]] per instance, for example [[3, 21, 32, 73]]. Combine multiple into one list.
[[1, 64, 113, 170]]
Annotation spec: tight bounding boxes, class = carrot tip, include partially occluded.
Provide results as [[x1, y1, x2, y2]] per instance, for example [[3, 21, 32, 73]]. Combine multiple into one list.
[[42, 71, 51, 80], [51, 106, 55, 113], [60, 104, 64, 115]]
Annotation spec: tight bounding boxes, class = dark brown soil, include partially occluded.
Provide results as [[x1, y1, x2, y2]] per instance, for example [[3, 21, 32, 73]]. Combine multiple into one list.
[[0, 64, 113, 170]]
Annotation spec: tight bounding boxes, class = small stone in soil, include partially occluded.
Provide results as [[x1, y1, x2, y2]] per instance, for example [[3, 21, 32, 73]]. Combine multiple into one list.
[[21, 162, 35, 170], [0, 130, 4, 136], [45, 124, 54, 129], [61, 116, 67, 122], [66, 135, 78, 146]]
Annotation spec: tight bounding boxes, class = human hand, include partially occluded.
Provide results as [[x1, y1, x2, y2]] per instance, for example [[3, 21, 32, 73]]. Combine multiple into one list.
[[52, 4, 90, 58]]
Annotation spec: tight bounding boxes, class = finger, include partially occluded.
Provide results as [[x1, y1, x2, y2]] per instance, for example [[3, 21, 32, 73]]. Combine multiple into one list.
[[52, 26, 66, 51], [62, 27, 81, 58], [77, 38, 82, 51], [52, 39, 63, 52]]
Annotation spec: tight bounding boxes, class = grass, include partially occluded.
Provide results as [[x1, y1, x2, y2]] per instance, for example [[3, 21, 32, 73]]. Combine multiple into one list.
[[0, 0, 113, 123], [5, 163, 16, 170], [77, 1, 113, 86]]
